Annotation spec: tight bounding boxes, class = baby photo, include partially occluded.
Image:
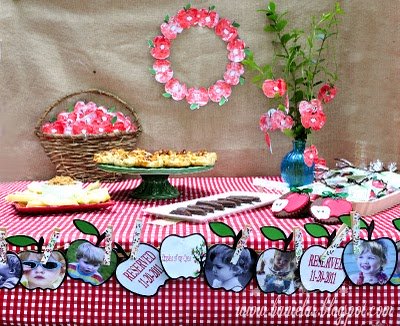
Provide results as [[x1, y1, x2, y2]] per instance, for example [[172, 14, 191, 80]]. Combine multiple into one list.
[[67, 240, 115, 285], [343, 239, 396, 285], [256, 249, 297, 295], [390, 242, 400, 285], [204, 245, 256, 292], [19, 251, 66, 290], [0, 254, 22, 289]]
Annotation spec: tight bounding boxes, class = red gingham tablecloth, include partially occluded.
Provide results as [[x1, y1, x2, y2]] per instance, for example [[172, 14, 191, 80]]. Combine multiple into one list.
[[0, 177, 399, 326]]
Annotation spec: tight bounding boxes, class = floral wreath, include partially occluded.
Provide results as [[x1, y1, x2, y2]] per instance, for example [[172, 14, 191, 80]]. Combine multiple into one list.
[[148, 4, 246, 110]]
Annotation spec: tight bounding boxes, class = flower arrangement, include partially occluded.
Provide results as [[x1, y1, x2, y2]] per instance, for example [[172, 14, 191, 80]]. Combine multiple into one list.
[[243, 2, 343, 167], [41, 101, 137, 135], [149, 4, 246, 110]]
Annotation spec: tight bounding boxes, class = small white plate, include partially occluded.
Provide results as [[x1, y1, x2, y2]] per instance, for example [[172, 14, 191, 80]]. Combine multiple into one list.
[[143, 191, 280, 223]]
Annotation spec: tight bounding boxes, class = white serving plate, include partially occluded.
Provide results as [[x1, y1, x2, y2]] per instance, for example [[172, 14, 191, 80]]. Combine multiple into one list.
[[351, 189, 400, 216], [143, 191, 280, 223]]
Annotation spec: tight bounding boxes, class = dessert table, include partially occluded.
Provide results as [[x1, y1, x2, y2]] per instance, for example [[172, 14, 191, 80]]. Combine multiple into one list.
[[0, 176, 399, 326]]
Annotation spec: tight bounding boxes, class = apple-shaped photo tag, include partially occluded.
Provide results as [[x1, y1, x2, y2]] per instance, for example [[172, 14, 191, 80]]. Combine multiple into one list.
[[66, 220, 118, 286], [390, 218, 400, 285], [256, 226, 299, 295], [310, 191, 352, 225], [204, 222, 257, 292], [6, 231, 67, 290], [0, 227, 23, 290], [341, 217, 397, 286], [299, 223, 348, 293], [160, 234, 207, 279], [271, 188, 311, 218], [340, 217, 397, 286]]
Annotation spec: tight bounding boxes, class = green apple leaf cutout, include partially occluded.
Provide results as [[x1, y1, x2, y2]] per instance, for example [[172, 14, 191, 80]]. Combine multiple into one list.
[[393, 218, 400, 232], [6, 235, 45, 253], [339, 215, 368, 229], [73, 219, 106, 246], [6, 235, 38, 247], [260, 226, 293, 251], [304, 223, 337, 246], [209, 222, 235, 238], [209, 222, 243, 249]]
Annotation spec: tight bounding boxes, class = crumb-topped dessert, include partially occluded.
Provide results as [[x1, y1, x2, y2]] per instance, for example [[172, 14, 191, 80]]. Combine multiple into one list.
[[93, 148, 217, 168]]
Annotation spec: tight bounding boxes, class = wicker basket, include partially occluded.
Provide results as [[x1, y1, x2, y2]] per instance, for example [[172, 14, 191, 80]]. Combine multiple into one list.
[[34, 89, 142, 182]]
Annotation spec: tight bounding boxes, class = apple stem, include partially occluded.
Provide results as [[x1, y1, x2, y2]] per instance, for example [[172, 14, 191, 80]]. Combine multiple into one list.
[[37, 237, 45, 253], [367, 220, 374, 240], [233, 230, 242, 249], [95, 232, 107, 247], [283, 233, 293, 251], [327, 230, 336, 247], [113, 242, 129, 260]]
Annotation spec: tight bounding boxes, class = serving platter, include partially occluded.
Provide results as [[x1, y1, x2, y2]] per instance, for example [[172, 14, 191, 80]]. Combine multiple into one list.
[[14, 200, 115, 214], [97, 164, 214, 199], [143, 191, 280, 223]]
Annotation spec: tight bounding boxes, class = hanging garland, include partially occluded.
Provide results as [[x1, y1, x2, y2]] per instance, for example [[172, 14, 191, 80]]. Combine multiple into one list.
[[148, 4, 246, 110]]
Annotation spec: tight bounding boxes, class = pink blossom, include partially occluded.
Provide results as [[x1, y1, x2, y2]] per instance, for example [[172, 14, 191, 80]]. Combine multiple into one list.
[[304, 145, 319, 167], [262, 79, 287, 98], [41, 121, 65, 135], [270, 110, 294, 131], [186, 87, 209, 107], [301, 111, 326, 130], [299, 99, 323, 115], [224, 62, 244, 85], [318, 84, 337, 103], [153, 60, 173, 83], [215, 19, 238, 42], [150, 36, 171, 60], [160, 17, 183, 40], [165, 78, 188, 101], [176, 8, 199, 29], [208, 80, 232, 102], [198, 9, 219, 28], [227, 39, 246, 62], [259, 111, 272, 132]]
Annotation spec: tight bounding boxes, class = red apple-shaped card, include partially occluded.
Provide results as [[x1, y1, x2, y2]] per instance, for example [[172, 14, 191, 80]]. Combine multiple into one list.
[[310, 191, 352, 225], [160, 234, 207, 279], [6, 234, 66, 290], [299, 223, 347, 292], [271, 188, 311, 218], [256, 226, 299, 295], [66, 220, 118, 286], [205, 222, 257, 292], [0, 228, 22, 290], [115, 219, 169, 297], [341, 217, 397, 286], [390, 218, 400, 285]]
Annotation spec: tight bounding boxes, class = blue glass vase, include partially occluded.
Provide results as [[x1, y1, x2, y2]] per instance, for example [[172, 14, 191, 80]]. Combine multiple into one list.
[[280, 140, 314, 187]]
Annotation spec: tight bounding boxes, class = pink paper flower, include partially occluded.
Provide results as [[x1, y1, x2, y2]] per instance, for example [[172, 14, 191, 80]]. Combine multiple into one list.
[[186, 87, 209, 107], [304, 145, 319, 167], [224, 62, 244, 85], [176, 8, 199, 29], [165, 78, 188, 101], [318, 84, 337, 103], [270, 110, 294, 131], [299, 99, 323, 115], [153, 60, 173, 83], [301, 111, 326, 130], [262, 79, 287, 98], [227, 39, 246, 62], [215, 18, 238, 42], [160, 17, 183, 40], [208, 80, 232, 102], [150, 36, 171, 60], [198, 9, 219, 28]]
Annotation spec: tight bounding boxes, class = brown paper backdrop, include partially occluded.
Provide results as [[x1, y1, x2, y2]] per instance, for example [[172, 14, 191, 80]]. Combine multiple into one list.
[[0, 0, 399, 181]]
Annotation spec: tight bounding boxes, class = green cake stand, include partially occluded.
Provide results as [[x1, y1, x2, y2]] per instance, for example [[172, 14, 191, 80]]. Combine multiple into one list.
[[97, 164, 214, 200]]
